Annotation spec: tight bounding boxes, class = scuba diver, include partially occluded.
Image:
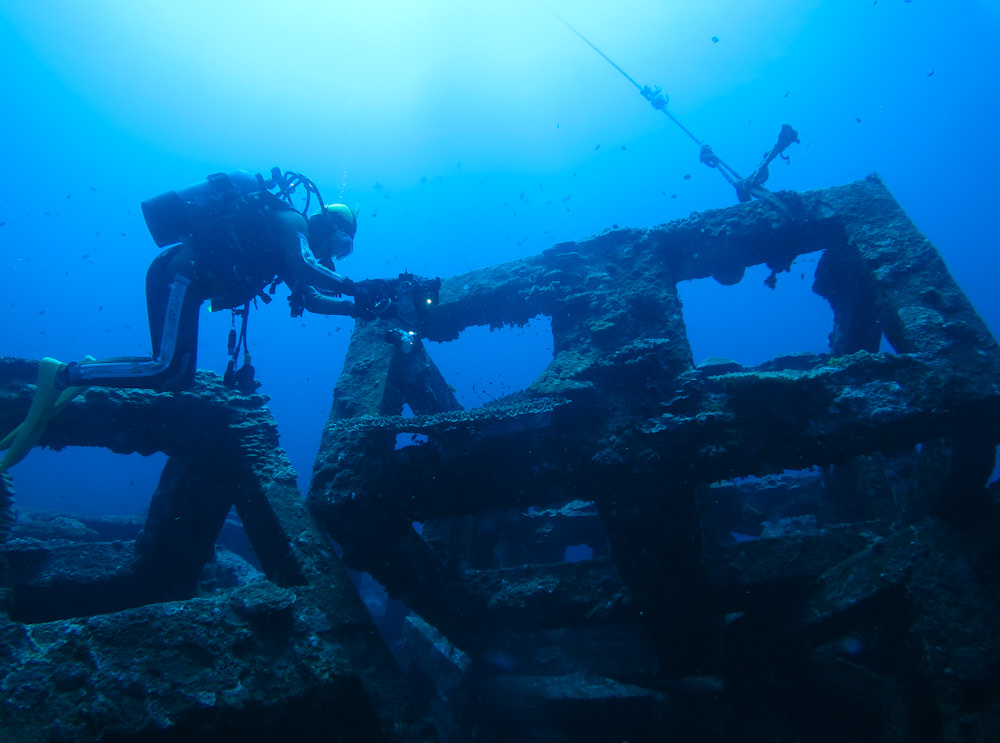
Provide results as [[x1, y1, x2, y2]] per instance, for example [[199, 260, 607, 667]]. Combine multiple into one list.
[[0, 168, 376, 473]]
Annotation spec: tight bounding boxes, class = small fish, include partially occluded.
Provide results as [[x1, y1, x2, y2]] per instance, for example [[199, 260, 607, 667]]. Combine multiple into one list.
[[683, 173, 691, 180], [784, 91, 790, 98], [711, 36, 719, 43], [927, 69, 935, 77], [595, 144, 601, 150], [620, 145, 626, 150], [855, 117, 862, 123]]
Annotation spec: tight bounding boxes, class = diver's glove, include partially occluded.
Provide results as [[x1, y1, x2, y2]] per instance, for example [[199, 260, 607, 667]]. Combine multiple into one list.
[[347, 278, 398, 319], [349, 297, 392, 321], [0, 356, 94, 473], [293, 287, 361, 317]]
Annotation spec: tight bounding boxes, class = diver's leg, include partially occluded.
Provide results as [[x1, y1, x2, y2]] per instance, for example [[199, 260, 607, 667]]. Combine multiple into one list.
[[147, 245, 195, 355], [64, 246, 204, 390], [1, 249, 203, 471]]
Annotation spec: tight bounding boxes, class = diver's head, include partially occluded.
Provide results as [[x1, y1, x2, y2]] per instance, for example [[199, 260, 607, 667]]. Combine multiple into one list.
[[308, 204, 356, 267]]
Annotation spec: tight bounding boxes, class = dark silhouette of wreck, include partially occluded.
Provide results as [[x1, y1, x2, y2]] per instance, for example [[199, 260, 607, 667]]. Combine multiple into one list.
[[2, 175, 999, 742]]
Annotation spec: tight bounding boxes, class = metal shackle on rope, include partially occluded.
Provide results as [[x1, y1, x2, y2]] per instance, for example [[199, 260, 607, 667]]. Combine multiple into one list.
[[543, 3, 798, 203], [641, 85, 669, 111]]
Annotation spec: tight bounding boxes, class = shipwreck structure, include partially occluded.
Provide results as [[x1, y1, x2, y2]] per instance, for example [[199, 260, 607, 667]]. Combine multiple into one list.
[[2, 175, 999, 742]]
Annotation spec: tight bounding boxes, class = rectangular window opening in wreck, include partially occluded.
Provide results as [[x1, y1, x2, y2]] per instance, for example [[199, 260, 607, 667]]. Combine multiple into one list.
[[6, 447, 166, 519], [704, 468, 826, 544], [424, 314, 553, 409], [414, 500, 610, 571], [3, 491, 266, 625], [677, 253, 833, 368]]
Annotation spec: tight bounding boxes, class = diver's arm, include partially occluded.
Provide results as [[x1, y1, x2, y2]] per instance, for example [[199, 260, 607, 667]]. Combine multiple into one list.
[[275, 210, 352, 293], [274, 210, 363, 317], [295, 287, 363, 317], [290, 232, 353, 293]]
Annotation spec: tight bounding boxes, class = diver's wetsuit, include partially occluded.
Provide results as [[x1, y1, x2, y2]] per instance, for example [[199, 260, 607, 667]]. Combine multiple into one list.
[[62, 196, 356, 391]]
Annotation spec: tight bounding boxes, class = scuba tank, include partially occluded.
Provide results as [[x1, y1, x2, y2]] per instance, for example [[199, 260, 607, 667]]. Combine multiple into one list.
[[141, 170, 264, 248], [141, 168, 328, 248]]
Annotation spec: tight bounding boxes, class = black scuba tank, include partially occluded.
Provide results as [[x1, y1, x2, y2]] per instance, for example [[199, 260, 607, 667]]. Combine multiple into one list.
[[141, 170, 264, 248]]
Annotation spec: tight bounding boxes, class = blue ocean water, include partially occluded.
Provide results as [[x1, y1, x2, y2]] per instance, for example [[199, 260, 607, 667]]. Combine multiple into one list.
[[1, 0, 998, 516]]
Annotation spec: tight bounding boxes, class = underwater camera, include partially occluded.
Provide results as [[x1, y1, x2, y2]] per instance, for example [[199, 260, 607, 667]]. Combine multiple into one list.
[[393, 272, 441, 329], [384, 328, 418, 354], [354, 272, 441, 329], [141, 171, 264, 248]]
